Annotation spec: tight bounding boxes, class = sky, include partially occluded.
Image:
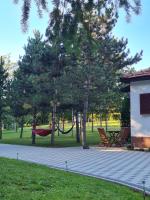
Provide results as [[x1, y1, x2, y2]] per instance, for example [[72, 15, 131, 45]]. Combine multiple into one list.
[[0, 0, 150, 71]]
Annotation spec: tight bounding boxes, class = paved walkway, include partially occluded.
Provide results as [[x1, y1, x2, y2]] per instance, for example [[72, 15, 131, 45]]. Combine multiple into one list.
[[0, 144, 150, 193]]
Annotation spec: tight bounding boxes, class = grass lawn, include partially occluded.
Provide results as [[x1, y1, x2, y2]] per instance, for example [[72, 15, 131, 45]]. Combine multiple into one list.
[[0, 123, 120, 147], [0, 157, 147, 200], [0, 125, 100, 147]]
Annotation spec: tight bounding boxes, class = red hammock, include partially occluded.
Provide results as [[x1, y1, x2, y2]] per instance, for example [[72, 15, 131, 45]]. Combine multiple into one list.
[[32, 129, 52, 136]]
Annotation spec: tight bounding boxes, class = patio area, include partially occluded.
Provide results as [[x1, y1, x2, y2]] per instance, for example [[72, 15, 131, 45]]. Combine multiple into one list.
[[0, 144, 150, 193]]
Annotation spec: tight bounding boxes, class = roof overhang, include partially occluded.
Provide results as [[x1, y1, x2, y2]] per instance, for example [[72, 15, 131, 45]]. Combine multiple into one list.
[[121, 75, 150, 83], [121, 68, 150, 83]]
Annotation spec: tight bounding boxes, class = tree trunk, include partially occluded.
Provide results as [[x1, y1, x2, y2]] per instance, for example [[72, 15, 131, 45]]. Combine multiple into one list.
[[20, 117, 24, 139], [75, 112, 80, 143], [62, 112, 65, 131], [91, 112, 94, 132], [32, 111, 36, 130], [15, 121, 18, 132], [72, 108, 74, 136], [49, 112, 52, 129], [82, 97, 89, 149], [0, 118, 2, 140], [100, 113, 102, 127], [57, 116, 60, 136], [51, 104, 56, 145], [105, 113, 108, 131], [32, 110, 36, 144], [79, 113, 82, 136]]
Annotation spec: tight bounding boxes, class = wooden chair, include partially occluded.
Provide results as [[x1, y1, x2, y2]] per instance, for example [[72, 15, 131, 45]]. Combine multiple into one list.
[[97, 128, 112, 147], [116, 127, 130, 146]]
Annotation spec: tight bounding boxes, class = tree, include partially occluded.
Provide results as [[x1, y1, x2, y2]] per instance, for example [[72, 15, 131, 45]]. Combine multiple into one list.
[[8, 73, 29, 138], [0, 55, 17, 132], [17, 31, 53, 129], [13, 31, 61, 143], [51, 1, 142, 148], [0, 57, 8, 139], [1, 54, 17, 79], [11, 0, 142, 148], [13, 0, 141, 32]]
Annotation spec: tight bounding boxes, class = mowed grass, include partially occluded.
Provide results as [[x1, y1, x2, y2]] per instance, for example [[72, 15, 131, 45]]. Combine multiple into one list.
[[0, 124, 100, 147], [0, 122, 120, 147], [0, 157, 146, 200]]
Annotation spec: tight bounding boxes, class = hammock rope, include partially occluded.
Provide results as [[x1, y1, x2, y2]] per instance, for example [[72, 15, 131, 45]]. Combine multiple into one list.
[[56, 122, 75, 135]]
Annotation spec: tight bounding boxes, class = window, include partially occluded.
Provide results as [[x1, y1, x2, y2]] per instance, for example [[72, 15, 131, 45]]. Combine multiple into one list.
[[140, 93, 150, 114]]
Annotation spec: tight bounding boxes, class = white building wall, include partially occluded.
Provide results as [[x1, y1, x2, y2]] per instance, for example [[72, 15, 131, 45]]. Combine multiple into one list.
[[130, 80, 150, 137]]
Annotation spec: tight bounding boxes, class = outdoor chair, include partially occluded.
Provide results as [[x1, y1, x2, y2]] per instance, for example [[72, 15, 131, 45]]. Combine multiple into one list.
[[115, 127, 130, 146], [97, 128, 112, 147]]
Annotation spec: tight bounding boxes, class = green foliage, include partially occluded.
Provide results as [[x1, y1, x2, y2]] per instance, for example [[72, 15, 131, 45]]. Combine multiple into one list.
[[0, 56, 8, 138], [0, 57, 8, 113], [121, 96, 130, 127], [14, 31, 54, 117], [52, 2, 142, 115], [13, 0, 141, 32], [10, 1, 142, 145], [9, 0, 142, 146]]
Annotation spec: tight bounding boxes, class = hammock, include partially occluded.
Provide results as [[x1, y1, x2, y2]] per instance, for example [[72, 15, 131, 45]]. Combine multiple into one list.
[[56, 123, 75, 135], [32, 128, 58, 136], [32, 129, 52, 136]]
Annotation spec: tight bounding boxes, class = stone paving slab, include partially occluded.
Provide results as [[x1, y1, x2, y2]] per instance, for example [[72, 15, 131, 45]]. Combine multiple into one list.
[[0, 144, 150, 193]]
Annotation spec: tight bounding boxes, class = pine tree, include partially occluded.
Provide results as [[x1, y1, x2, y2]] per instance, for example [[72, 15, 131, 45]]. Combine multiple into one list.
[[12, 0, 142, 148], [0, 57, 8, 139], [14, 31, 51, 128], [13, 31, 60, 143], [8, 72, 29, 138], [53, 2, 142, 148], [13, 0, 141, 32]]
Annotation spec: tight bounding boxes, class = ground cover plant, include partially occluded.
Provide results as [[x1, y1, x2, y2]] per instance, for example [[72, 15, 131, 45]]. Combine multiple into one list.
[[0, 122, 120, 147], [0, 157, 147, 200], [0, 125, 100, 147]]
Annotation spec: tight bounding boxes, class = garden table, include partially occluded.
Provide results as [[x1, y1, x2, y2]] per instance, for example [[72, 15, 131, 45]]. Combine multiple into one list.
[[107, 130, 120, 144]]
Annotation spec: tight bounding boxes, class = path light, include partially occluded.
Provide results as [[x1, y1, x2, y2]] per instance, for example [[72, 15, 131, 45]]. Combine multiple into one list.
[[142, 180, 146, 200], [17, 152, 19, 160], [65, 161, 68, 171]]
